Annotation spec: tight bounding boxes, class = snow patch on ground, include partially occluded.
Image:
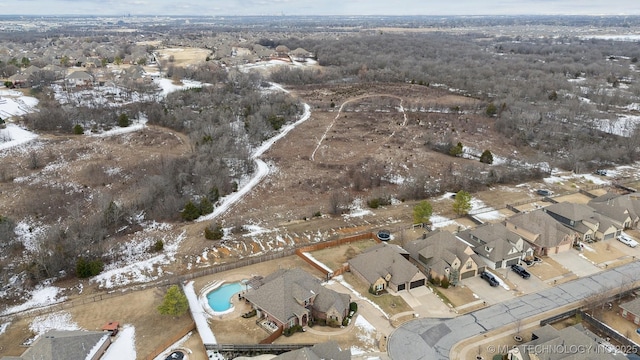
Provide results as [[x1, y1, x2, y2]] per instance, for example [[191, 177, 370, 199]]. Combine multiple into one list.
[[91, 116, 148, 137], [430, 215, 466, 230], [13, 218, 47, 253], [26, 312, 79, 344], [343, 198, 374, 218], [303, 252, 333, 273], [0, 321, 10, 335], [0, 123, 38, 151], [183, 281, 217, 344], [486, 270, 510, 291], [543, 170, 610, 186], [155, 78, 204, 97], [102, 324, 136, 360], [351, 315, 377, 355], [92, 229, 185, 289], [2, 284, 66, 315]]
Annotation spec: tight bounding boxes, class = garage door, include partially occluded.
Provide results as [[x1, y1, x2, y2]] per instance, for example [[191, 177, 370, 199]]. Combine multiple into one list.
[[604, 233, 615, 240], [397, 284, 406, 291], [506, 258, 519, 267], [409, 279, 425, 289], [460, 270, 475, 279]]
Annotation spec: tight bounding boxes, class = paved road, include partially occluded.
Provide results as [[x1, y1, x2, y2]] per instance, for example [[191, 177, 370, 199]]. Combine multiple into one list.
[[387, 260, 640, 360]]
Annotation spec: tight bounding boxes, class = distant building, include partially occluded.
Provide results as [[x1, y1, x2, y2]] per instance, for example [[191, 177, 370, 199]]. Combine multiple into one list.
[[273, 341, 351, 360]]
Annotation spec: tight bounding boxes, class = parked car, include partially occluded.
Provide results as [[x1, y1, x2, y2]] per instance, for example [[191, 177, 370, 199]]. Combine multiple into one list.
[[480, 271, 500, 287], [536, 189, 552, 196], [511, 264, 531, 279], [618, 234, 639, 248]]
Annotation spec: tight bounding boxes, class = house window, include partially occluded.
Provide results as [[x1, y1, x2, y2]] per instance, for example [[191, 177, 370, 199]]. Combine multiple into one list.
[[376, 283, 384, 291], [466, 261, 472, 269], [585, 234, 591, 241]]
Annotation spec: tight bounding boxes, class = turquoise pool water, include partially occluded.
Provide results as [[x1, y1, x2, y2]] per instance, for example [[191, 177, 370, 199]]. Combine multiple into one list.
[[206, 282, 244, 312]]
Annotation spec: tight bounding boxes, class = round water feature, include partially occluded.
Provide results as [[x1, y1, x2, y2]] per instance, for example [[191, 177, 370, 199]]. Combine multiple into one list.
[[206, 281, 246, 313]]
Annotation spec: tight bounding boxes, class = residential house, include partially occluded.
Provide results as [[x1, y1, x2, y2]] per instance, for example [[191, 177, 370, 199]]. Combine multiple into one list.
[[348, 243, 427, 292], [619, 297, 640, 325], [273, 341, 351, 360], [404, 230, 485, 283], [505, 209, 575, 255], [590, 192, 640, 229], [457, 223, 533, 269], [507, 323, 627, 360], [243, 268, 350, 330], [42, 64, 66, 79], [65, 70, 94, 87], [0, 330, 111, 360], [543, 202, 622, 242], [290, 47, 313, 61], [7, 73, 29, 88]]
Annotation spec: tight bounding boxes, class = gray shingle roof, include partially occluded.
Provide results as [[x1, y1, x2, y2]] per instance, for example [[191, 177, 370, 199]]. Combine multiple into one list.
[[11, 330, 110, 360], [348, 243, 422, 286], [243, 268, 349, 325], [274, 341, 351, 360], [620, 297, 640, 317], [507, 209, 573, 248]]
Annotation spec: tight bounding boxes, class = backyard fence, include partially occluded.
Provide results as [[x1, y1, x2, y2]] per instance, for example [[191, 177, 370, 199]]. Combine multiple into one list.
[[144, 321, 196, 360]]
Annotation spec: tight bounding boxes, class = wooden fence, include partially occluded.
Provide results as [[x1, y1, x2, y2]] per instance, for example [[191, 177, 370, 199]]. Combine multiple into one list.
[[144, 321, 196, 360], [295, 232, 377, 279], [259, 326, 283, 344]]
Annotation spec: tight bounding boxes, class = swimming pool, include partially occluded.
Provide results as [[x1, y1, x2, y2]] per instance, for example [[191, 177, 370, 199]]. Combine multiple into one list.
[[206, 282, 244, 312]]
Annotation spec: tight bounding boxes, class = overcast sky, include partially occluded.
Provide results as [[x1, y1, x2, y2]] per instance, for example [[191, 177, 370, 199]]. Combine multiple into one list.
[[5, 0, 640, 16]]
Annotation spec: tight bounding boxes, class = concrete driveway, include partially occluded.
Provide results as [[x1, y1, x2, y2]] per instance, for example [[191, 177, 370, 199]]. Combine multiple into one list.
[[461, 274, 514, 305], [496, 265, 551, 295], [399, 286, 456, 319], [550, 249, 600, 277]]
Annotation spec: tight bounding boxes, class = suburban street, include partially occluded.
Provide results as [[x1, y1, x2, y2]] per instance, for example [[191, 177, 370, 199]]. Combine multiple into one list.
[[387, 260, 640, 360]]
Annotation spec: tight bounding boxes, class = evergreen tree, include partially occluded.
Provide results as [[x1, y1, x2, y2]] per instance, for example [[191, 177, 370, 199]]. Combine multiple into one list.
[[181, 200, 201, 221], [118, 113, 130, 127], [449, 142, 463, 157], [199, 197, 214, 215], [158, 285, 189, 316], [479, 149, 494, 164], [73, 124, 84, 135], [485, 102, 497, 117]]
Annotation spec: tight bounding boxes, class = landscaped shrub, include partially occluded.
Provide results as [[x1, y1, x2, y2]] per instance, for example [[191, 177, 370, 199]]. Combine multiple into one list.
[[441, 276, 450, 289], [342, 317, 350, 326], [283, 325, 303, 336], [241, 309, 257, 318], [73, 124, 84, 134], [350, 302, 358, 313]]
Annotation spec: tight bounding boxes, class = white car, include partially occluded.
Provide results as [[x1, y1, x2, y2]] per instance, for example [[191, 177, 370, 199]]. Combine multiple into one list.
[[618, 234, 639, 248]]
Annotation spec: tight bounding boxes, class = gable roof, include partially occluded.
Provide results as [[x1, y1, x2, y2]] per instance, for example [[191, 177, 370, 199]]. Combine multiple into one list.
[[458, 223, 531, 262], [405, 230, 482, 274], [66, 70, 93, 81], [590, 192, 640, 222], [243, 268, 348, 325], [348, 243, 422, 286], [12, 330, 110, 360], [507, 209, 574, 248], [274, 341, 351, 360]]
